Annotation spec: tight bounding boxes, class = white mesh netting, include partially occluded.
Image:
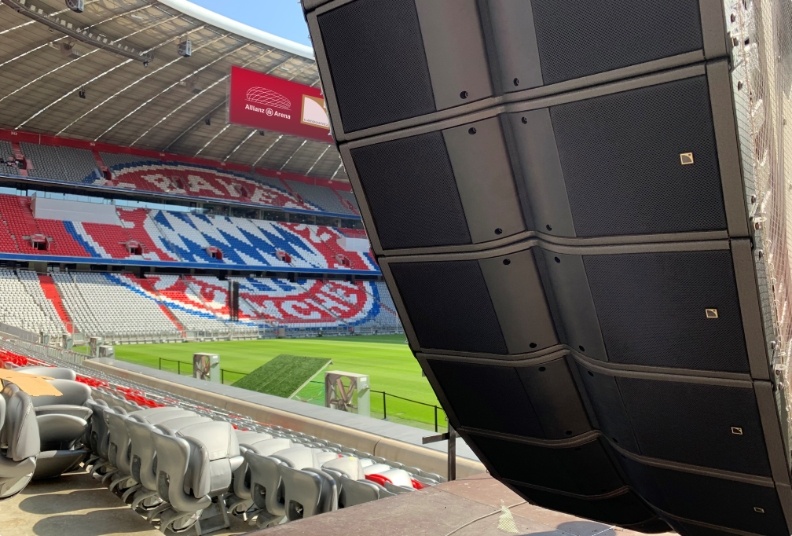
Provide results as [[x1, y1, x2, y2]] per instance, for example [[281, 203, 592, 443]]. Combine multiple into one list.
[[730, 0, 792, 422]]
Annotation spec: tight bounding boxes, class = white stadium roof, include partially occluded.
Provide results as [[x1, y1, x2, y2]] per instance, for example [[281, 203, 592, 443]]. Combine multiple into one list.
[[0, 0, 346, 179]]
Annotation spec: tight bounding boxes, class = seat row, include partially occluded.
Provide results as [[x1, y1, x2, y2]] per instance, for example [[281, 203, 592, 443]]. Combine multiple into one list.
[[2, 351, 443, 534], [87, 399, 438, 533]]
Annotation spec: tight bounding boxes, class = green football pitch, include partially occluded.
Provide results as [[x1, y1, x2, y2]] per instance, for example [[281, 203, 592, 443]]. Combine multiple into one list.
[[81, 335, 447, 431]]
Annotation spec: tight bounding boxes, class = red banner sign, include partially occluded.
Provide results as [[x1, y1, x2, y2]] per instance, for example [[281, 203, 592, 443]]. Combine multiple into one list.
[[228, 66, 331, 143]]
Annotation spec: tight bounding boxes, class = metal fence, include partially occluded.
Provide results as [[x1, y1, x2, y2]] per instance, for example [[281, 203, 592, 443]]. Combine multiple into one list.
[[156, 359, 445, 432], [74, 326, 402, 345], [295, 380, 447, 433], [0, 332, 86, 367], [157, 357, 247, 385]]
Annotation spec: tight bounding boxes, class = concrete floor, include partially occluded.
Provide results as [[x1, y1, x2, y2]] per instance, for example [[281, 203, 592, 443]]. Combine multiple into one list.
[[0, 469, 251, 536], [0, 470, 675, 536], [251, 474, 676, 536]]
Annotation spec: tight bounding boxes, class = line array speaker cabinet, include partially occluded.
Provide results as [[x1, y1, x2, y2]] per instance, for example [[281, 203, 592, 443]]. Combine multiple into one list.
[[303, 1, 792, 534]]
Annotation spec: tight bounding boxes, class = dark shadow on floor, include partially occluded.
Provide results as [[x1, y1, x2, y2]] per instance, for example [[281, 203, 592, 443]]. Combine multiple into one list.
[[19, 488, 114, 515], [32, 509, 155, 536]]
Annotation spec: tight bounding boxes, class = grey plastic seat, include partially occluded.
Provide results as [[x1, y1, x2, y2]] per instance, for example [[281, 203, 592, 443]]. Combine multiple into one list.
[[31, 379, 92, 420], [34, 412, 89, 479], [384, 481, 415, 494], [106, 410, 137, 493], [156, 415, 212, 433], [280, 465, 338, 520], [85, 401, 116, 477], [151, 430, 210, 533], [246, 450, 289, 527], [338, 475, 394, 507], [231, 437, 292, 517], [157, 421, 242, 534], [270, 446, 317, 470], [17, 366, 76, 380], [126, 412, 200, 509], [137, 408, 195, 425], [236, 430, 272, 445], [126, 418, 163, 510], [0, 384, 39, 498]]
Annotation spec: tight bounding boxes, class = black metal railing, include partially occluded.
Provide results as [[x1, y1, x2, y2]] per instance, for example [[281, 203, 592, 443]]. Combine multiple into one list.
[[157, 359, 446, 432]]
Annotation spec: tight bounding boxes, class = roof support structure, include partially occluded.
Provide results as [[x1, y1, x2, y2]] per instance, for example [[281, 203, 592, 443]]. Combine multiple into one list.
[[222, 129, 258, 162], [136, 49, 272, 151], [0, 8, 168, 107], [94, 36, 248, 141], [16, 14, 184, 129], [56, 28, 231, 137], [0, 4, 145, 72], [252, 134, 284, 169], [279, 140, 307, 171], [0, 0, 100, 37], [304, 144, 333, 176], [195, 123, 232, 156], [3, 0, 153, 63]]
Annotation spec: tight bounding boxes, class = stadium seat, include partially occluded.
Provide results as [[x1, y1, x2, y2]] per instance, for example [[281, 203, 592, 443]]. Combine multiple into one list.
[[338, 475, 393, 507], [280, 465, 338, 520], [17, 366, 76, 380], [230, 436, 292, 517], [30, 379, 92, 419], [34, 412, 89, 479], [155, 420, 241, 534], [150, 430, 212, 533], [0, 384, 39, 498]]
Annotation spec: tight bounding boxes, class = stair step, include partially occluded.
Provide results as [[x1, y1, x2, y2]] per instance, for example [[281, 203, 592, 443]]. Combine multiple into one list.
[[38, 274, 73, 334]]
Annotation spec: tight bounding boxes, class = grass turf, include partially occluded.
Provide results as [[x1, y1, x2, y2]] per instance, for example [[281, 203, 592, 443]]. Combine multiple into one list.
[[80, 335, 446, 430], [231, 354, 331, 398]]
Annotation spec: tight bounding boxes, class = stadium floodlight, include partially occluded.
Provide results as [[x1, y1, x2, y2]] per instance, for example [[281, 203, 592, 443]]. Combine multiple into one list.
[[65, 0, 84, 13], [177, 39, 192, 58]]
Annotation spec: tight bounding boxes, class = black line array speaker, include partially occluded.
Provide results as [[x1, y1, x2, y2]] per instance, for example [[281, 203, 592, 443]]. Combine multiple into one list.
[[304, 1, 792, 534], [229, 281, 240, 322]]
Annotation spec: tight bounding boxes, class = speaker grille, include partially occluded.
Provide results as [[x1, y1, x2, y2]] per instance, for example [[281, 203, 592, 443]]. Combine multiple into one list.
[[509, 484, 658, 526], [531, 0, 704, 85], [472, 435, 624, 496], [618, 455, 787, 535], [351, 132, 470, 250], [390, 261, 507, 354], [428, 360, 544, 437], [551, 76, 725, 237], [584, 251, 749, 372], [616, 377, 771, 476], [318, 0, 435, 132]]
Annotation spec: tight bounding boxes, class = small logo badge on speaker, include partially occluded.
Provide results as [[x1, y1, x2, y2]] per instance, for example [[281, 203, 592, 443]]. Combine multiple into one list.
[[731, 426, 744, 435], [680, 152, 695, 165], [754, 507, 766, 514], [705, 308, 719, 319]]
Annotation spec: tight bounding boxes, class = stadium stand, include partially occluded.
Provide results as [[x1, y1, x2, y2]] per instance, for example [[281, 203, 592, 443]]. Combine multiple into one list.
[[0, 141, 17, 176], [51, 272, 178, 337], [0, 346, 440, 532], [337, 191, 359, 213], [4, 139, 360, 216], [284, 180, 357, 216], [139, 274, 241, 334], [98, 151, 161, 169], [0, 193, 377, 271], [21, 143, 101, 183], [0, 268, 65, 337]]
